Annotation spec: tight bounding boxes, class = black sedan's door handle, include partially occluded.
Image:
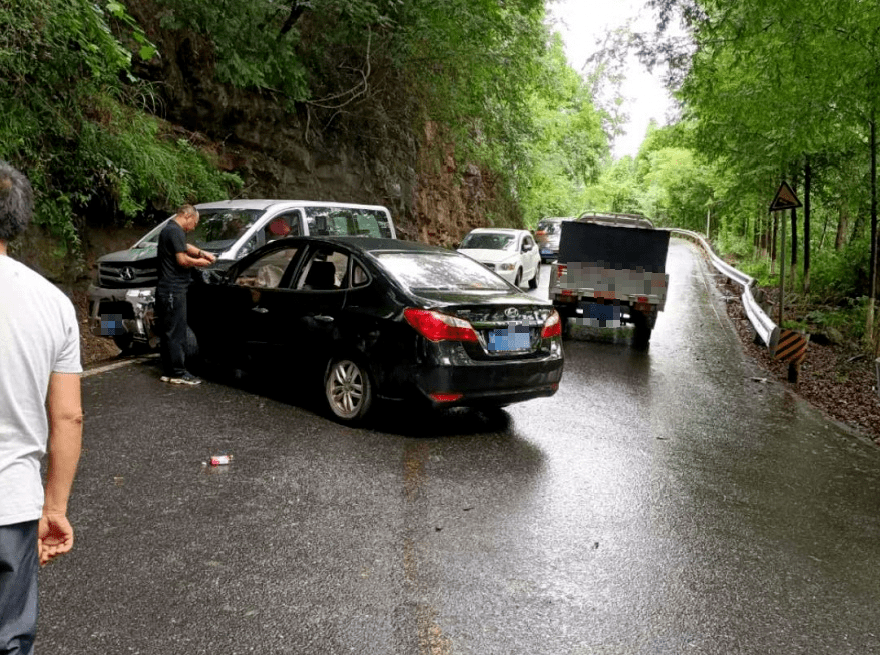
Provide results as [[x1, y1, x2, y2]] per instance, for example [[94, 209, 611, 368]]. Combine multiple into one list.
[[314, 315, 334, 323], [252, 307, 269, 314]]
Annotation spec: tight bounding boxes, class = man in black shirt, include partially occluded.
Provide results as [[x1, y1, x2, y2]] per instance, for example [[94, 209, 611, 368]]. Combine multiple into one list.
[[156, 204, 215, 385]]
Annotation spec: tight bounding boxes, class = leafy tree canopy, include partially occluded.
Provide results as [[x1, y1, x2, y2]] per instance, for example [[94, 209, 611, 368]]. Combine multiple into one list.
[[0, 0, 240, 265]]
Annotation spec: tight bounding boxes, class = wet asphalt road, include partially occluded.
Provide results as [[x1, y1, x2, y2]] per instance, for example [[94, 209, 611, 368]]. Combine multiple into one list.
[[38, 239, 880, 654]]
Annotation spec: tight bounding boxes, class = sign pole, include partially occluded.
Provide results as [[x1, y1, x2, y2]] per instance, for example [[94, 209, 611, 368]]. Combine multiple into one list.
[[769, 181, 806, 382], [769, 181, 801, 333], [779, 211, 786, 328]]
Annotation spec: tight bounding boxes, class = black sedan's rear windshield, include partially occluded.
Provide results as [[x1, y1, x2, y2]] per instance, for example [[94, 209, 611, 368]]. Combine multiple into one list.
[[374, 252, 511, 291]]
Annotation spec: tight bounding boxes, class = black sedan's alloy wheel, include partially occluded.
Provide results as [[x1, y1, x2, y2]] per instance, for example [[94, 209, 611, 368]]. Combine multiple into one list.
[[325, 358, 373, 423]]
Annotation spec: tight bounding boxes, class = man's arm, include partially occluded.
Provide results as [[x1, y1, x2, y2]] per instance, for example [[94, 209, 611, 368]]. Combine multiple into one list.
[[176, 245, 215, 268], [39, 372, 83, 565]]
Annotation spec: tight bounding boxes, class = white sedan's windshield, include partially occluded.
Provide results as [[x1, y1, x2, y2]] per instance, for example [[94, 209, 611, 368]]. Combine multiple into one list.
[[375, 252, 511, 291], [460, 233, 516, 251]]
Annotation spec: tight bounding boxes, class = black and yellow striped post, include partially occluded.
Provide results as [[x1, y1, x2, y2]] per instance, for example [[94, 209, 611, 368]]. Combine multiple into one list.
[[773, 328, 809, 383]]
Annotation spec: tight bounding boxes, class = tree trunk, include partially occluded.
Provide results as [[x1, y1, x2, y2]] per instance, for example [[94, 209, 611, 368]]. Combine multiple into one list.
[[770, 212, 778, 275], [790, 171, 798, 270], [279, 2, 308, 37], [803, 156, 811, 294], [835, 205, 848, 250], [866, 115, 877, 348]]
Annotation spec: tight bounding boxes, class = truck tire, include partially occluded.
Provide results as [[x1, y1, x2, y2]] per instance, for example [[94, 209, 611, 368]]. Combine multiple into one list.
[[560, 313, 572, 340], [631, 311, 652, 350]]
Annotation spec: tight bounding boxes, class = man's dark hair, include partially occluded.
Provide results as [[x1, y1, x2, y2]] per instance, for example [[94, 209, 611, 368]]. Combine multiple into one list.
[[0, 160, 34, 242]]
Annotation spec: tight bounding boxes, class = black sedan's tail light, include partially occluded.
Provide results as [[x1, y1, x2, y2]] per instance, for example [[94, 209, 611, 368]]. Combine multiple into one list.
[[541, 310, 562, 339], [403, 308, 479, 343]]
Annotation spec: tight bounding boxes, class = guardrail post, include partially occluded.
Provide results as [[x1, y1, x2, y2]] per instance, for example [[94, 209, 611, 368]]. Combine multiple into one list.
[[784, 333, 809, 383]]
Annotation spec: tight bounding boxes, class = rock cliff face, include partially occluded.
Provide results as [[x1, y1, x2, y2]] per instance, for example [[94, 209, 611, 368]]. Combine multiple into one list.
[[126, 7, 524, 247]]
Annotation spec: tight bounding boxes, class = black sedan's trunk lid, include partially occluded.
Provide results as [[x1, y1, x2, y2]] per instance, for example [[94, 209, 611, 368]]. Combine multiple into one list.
[[411, 292, 556, 359]]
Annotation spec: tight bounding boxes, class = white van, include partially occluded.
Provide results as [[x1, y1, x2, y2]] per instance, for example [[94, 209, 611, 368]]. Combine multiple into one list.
[[88, 200, 396, 349]]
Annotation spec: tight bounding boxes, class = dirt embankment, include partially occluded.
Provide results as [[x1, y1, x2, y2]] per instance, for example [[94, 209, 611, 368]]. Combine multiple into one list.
[[717, 277, 880, 445]]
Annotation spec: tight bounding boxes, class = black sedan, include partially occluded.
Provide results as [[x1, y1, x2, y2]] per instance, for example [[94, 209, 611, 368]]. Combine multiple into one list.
[[188, 236, 564, 424]]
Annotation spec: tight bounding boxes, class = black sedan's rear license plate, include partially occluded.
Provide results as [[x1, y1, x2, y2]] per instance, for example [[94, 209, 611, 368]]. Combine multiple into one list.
[[488, 325, 531, 352]]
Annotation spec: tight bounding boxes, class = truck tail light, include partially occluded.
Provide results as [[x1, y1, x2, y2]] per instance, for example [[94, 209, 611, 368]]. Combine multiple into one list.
[[541, 310, 562, 338], [404, 308, 479, 343], [556, 264, 567, 280]]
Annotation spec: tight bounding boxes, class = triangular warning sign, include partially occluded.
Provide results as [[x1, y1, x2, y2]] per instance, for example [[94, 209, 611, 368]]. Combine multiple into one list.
[[769, 181, 802, 212]]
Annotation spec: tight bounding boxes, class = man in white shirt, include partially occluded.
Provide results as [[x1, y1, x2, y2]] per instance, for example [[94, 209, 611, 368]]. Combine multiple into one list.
[[0, 161, 83, 654]]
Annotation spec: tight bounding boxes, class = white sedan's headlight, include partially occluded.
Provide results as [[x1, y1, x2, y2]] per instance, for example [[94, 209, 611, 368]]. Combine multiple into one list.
[[498, 262, 516, 271]]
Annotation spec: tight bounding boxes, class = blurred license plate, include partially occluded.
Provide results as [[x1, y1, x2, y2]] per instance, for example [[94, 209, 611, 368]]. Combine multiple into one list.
[[585, 303, 619, 322], [488, 326, 530, 352], [100, 314, 124, 336]]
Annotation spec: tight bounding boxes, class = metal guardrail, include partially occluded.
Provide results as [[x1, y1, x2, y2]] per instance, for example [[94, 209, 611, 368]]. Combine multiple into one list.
[[667, 228, 780, 352]]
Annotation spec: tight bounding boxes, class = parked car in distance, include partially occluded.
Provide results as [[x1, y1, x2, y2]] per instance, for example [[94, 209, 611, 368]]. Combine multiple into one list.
[[535, 217, 575, 263], [456, 227, 541, 289], [187, 236, 564, 424], [88, 200, 396, 351]]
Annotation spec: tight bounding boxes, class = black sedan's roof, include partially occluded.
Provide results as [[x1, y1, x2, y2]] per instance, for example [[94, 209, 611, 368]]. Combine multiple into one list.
[[285, 235, 449, 256]]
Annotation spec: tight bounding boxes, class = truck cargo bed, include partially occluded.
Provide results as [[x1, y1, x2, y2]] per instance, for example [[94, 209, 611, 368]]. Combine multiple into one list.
[[557, 221, 669, 273]]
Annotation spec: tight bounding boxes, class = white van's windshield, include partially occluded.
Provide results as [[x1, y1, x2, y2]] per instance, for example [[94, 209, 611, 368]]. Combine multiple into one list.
[[136, 209, 264, 252], [191, 209, 265, 251], [305, 207, 393, 238]]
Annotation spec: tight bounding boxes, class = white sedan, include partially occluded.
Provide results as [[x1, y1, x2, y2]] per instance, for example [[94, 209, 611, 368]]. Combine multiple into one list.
[[457, 228, 541, 289]]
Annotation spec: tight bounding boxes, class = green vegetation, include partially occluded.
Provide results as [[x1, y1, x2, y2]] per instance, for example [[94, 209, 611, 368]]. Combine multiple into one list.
[[565, 0, 880, 353], [155, 0, 608, 225], [2, 0, 610, 269], [0, 0, 240, 270]]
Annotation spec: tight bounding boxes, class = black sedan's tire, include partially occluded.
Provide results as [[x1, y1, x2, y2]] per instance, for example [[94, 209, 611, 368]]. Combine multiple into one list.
[[325, 357, 374, 423]]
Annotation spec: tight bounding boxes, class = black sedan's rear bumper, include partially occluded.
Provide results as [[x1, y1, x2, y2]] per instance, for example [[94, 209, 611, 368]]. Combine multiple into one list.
[[376, 339, 564, 409]]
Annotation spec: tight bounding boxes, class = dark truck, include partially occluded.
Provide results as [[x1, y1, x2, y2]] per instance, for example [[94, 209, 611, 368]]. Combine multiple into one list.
[[548, 213, 670, 347]]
